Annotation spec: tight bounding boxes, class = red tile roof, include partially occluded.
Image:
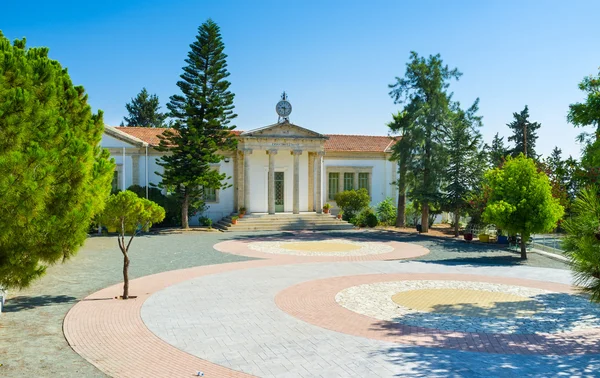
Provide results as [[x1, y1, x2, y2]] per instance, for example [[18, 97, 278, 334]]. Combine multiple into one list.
[[113, 127, 395, 153]]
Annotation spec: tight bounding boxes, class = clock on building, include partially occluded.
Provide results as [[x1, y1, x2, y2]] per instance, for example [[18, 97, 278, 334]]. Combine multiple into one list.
[[276, 92, 292, 122]]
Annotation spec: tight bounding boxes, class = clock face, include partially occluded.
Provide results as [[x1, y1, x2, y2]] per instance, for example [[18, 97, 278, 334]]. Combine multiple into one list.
[[276, 100, 292, 117]]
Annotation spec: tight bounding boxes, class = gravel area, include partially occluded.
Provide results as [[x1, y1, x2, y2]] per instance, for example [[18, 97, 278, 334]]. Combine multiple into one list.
[[0, 229, 571, 377]]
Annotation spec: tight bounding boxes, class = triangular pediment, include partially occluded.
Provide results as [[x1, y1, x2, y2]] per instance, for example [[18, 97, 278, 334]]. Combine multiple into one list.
[[241, 121, 327, 139]]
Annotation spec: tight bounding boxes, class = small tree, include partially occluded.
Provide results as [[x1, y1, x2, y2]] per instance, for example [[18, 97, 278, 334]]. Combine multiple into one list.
[[507, 105, 541, 159], [335, 189, 370, 221], [121, 88, 167, 127], [483, 155, 563, 259], [101, 191, 165, 299], [376, 197, 397, 226], [562, 187, 600, 302]]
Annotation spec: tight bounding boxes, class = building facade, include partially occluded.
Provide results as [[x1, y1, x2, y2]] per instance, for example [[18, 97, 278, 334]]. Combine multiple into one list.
[[102, 121, 399, 225]]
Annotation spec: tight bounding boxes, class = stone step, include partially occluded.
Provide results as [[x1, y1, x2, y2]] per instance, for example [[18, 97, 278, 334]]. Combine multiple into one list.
[[222, 224, 355, 231], [216, 213, 353, 232]]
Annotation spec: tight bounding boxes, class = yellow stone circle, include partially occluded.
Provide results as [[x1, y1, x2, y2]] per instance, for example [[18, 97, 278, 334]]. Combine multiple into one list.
[[281, 241, 361, 253], [391, 288, 545, 318]]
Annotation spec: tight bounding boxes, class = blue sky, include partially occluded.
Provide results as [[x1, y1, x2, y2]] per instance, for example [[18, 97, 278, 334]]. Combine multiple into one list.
[[2, 0, 599, 158]]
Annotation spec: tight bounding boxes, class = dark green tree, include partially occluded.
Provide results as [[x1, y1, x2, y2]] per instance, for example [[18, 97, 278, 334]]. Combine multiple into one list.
[[156, 19, 237, 229], [387, 110, 415, 227], [489, 132, 508, 167], [121, 88, 167, 127], [442, 100, 485, 237], [389, 52, 461, 232], [567, 68, 600, 138], [507, 105, 541, 159], [0, 32, 114, 289]]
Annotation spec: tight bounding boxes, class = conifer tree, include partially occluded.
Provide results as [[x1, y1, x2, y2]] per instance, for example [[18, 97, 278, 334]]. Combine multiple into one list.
[[442, 100, 485, 237], [121, 88, 167, 127], [489, 132, 507, 167], [389, 52, 461, 233], [0, 32, 114, 288], [156, 19, 237, 229], [507, 105, 541, 159]]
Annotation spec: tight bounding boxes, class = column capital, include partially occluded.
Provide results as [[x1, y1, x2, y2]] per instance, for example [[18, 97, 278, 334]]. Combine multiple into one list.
[[291, 150, 303, 156], [267, 149, 278, 155], [317, 150, 326, 156]]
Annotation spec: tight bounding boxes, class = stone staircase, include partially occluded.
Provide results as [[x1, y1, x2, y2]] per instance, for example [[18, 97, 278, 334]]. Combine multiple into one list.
[[215, 213, 355, 232]]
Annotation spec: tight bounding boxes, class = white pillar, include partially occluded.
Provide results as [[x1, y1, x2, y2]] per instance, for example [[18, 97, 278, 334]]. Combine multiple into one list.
[[316, 151, 324, 214], [145, 145, 149, 199], [292, 150, 302, 214], [122, 147, 126, 191], [243, 149, 252, 214], [267, 149, 277, 214]]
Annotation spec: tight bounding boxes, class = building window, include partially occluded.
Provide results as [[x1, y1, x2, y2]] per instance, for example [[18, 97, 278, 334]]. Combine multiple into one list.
[[111, 171, 119, 192], [343, 173, 354, 191], [328, 173, 339, 200], [359, 172, 370, 194], [203, 186, 217, 202]]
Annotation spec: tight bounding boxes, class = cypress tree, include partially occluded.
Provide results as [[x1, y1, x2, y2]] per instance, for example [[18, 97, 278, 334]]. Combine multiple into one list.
[[121, 88, 167, 127], [156, 19, 237, 229], [507, 105, 541, 159], [0, 32, 114, 288], [489, 132, 507, 167]]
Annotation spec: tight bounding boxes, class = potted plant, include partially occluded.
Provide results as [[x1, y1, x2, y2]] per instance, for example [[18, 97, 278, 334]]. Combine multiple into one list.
[[239, 207, 246, 218], [323, 203, 331, 214], [497, 229, 509, 244], [337, 210, 343, 220], [478, 232, 489, 243], [231, 215, 239, 225], [463, 232, 473, 241]]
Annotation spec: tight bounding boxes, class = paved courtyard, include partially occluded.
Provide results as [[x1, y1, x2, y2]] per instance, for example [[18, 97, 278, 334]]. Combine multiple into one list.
[[2, 230, 599, 377]]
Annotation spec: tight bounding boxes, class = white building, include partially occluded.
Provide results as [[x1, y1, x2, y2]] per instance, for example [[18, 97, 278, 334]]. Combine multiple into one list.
[[102, 121, 399, 225]]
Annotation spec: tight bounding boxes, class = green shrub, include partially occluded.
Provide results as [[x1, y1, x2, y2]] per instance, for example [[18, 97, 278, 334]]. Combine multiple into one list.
[[405, 202, 420, 227], [366, 211, 379, 227], [376, 197, 397, 226], [351, 207, 377, 227], [199, 216, 213, 228], [335, 189, 370, 220]]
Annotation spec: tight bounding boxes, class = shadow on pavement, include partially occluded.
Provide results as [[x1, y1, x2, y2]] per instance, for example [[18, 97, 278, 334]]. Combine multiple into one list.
[[3, 294, 77, 312]]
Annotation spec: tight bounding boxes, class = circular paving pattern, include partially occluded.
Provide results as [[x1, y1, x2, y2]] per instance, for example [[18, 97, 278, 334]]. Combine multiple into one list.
[[336, 280, 600, 334], [248, 238, 395, 256], [275, 273, 600, 354], [213, 236, 429, 261]]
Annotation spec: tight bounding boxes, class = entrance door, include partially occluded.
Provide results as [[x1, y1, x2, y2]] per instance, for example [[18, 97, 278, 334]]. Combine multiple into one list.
[[274, 172, 284, 212]]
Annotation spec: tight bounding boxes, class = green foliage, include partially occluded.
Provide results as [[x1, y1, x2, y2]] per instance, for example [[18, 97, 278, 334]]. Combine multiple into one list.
[[404, 202, 420, 226], [489, 132, 508, 168], [351, 207, 377, 227], [323, 203, 331, 210], [507, 105, 541, 159], [335, 189, 370, 220], [562, 187, 600, 302], [442, 100, 486, 235], [121, 88, 167, 127], [126, 185, 186, 227], [100, 191, 165, 234], [0, 32, 114, 289], [365, 211, 379, 228], [376, 198, 397, 226], [156, 19, 237, 228], [567, 68, 600, 135], [483, 155, 564, 258], [388, 51, 462, 232], [199, 216, 212, 228]]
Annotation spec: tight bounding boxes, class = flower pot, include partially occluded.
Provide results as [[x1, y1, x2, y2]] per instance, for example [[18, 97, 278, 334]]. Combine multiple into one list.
[[497, 235, 509, 244], [231, 219, 238, 225], [337, 214, 342, 219], [239, 213, 244, 218], [478, 234, 489, 243], [323, 208, 330, 214], [464, 233, 473, 241]]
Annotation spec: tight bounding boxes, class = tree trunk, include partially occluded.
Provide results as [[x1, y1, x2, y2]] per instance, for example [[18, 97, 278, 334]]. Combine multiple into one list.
[[520, 236, 528, 259], [421, 201, 429, 233], [395, 160, 407, 228], [181, 190, 189, 229], [454, 210, 460, 237], [122, 253, 130, 299]]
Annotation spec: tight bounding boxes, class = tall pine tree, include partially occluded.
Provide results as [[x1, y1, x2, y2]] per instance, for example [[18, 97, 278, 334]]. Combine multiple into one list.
[[389, 52, 461, 233], [443, 100, 485, 237], [489, 132, 507, 167], [388, 109, 416, 227], [507, 105, 541, 159], [156, 19, 237, 229], [121, 88, 167, 127]]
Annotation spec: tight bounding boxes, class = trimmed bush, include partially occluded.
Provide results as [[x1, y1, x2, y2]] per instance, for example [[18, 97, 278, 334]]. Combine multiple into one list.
[[335, 189, 370, 221], [376, 198, 397, 226]]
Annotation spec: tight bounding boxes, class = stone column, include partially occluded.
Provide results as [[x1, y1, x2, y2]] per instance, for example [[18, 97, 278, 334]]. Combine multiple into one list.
[[267, 149, 277, 214], [131, 154, 140, 186], [292, 150, 302, 214], [307, 152, 315, 212], [243, 149, 252, 214], [316, 151, 325, 214]]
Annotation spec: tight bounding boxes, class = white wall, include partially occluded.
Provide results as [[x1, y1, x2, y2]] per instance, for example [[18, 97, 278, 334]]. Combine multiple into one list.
[[323, 157, 397, 207]]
